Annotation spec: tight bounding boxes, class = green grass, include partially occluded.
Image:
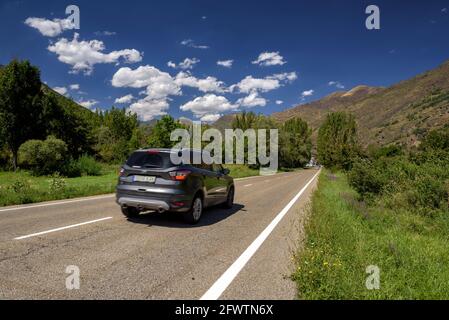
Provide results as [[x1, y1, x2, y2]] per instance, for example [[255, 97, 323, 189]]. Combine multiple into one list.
[[0, 164, 119, 206], [0, 164, 268, 207], [293, 170, 449, 299]]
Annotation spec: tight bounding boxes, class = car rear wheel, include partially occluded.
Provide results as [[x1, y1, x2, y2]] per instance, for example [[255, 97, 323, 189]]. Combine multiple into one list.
[[184, 196, 203, 224], [121, 206, 140, 218], [223, 186, 234, 209]]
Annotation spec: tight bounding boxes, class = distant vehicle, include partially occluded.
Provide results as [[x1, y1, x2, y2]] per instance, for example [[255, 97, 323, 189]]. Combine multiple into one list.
[[116, 148, 235, 224]]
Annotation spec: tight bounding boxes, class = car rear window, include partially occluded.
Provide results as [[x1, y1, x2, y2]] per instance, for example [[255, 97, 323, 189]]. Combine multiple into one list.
[[126, 151, 174, 168]]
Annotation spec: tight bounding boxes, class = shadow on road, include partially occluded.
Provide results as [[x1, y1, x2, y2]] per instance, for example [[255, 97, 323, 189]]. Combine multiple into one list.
[[126, 203, 245, 228]]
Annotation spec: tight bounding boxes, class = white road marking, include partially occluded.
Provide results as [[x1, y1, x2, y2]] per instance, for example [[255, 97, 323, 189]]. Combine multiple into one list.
[[0, 194, 115, 213], [14, 217, 113, 240], [0, 171, 299, 214], [200, 170, 321, 300], [243, 184, 253, 187]]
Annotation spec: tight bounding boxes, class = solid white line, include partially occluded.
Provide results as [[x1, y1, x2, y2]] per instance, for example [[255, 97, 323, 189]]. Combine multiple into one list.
[[243, 184, 253, 187], [200, 170, 321, 300], [14, 217, 113, 240], [0, 194, 115, 213]]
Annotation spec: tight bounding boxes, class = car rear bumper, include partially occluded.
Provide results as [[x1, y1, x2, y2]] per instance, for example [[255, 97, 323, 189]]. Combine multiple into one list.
[[116, 185, 192, 213]]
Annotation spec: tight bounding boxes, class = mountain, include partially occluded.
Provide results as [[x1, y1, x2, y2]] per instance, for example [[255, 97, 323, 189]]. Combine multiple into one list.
[[272, 59, 449, 147]]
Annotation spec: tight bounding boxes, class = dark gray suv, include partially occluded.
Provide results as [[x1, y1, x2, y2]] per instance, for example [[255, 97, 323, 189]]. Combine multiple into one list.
[[116, 148, 235, 224]]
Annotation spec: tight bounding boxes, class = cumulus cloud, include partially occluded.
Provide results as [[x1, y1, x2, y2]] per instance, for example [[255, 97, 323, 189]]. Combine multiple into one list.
[[328, 81, 345, 89], [25, 17, 74, 37], [180, 94, 237, 119], [252, 51, 286, 66], [115, 94, 134, 104], [112, 65, 180, 99], [112, 65, 182, 121], [48, 33, 143, 75], [236, 92, 267, 108], [276, 100, 283, 105], [269, 72, 298, 82], [200, 114, 221, 123], [78, 99, 99, 109], [217, 59, 234, 68], [128, 97, 169, 121], [69, 84, 80, 90], [167, 58, 200, 70], [53, 86, 68, 96], [442, 8, 448, 13], [175, 71, 227, 93], [301, 89, 314, 98], [181, 39, 209, 49], [231, 75, 280, 94]]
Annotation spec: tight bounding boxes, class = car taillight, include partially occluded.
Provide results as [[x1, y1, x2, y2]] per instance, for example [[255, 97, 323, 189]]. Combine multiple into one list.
[[119, 168, 125, 177], [169, 170, 191, 181]]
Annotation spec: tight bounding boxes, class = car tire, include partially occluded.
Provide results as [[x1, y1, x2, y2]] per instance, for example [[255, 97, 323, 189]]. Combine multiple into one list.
[[184, 195, 203, 224], [223, 186, 234, 209], [121, 206, 140, 218]]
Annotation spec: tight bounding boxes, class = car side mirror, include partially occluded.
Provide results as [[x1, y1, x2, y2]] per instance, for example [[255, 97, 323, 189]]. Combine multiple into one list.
[[222, 168, 230, 175]]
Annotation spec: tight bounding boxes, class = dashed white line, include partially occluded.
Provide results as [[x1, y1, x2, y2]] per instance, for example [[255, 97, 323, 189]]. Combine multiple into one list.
[[14, 217, 113, 240], [200, 170, 321, 300], [0, 194, 115, 213]]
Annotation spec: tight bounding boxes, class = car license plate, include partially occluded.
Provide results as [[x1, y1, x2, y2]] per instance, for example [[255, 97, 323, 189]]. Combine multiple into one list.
[[133, 175, 156, 183]]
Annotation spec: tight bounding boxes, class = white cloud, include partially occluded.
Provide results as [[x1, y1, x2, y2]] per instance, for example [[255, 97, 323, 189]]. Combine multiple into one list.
[[112, 65, 180, 99], [69, 84, 80, 91], [180, 94, 237, 119], [48, 33, 143, 75], [78, 99, 99, 109], [128, 97, 169, 121], [276, 100, 283, 105], [217, 59, 234, 68], [269, 72, 298, 82], [94, 31, 117, 36], [236, 92, 267, 108], [301, 89, 314, 97], [25, 17, 74, 37], [175, 71, 226, 93], [252, 51, 286, 66], [115, 94, 134, 104], [231, 75, 280, 94], [53, 86, 68, 95], [328, 81, 345, 89], [181, 39, 209, 49], [200, 114, 221, 123], [167, 58, 200, 70], [442, 8, 448, 13]]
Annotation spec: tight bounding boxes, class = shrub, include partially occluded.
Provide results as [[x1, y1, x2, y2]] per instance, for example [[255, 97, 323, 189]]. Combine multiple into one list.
[[49, 173, 67, 194], [76, 155, 102, 176], [348, 159, 385, 198], [18, 136, 68, 175]]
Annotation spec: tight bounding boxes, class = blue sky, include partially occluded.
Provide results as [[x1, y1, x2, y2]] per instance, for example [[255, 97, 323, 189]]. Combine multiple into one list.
[[1, 0, 449, 122]]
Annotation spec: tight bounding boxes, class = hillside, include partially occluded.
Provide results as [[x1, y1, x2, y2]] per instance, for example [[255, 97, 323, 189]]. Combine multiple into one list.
[[272, 59, 449, 147]]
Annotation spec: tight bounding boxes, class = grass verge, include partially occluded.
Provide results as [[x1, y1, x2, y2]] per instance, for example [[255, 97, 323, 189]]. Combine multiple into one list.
[[293, 169, 449, 299], [0, 164, 270, 207]]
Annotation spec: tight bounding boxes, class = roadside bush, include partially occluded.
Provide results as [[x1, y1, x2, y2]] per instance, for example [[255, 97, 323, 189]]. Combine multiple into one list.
[[49, 173, 67, 194], [18, 136, 68, 176], [348, 159, 385, 199], [75, 155, 102, 176], [7, 179, 35, 203]]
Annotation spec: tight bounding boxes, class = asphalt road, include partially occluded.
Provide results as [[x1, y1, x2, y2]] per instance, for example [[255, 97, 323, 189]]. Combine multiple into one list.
[[0, 169, 320, 300]]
